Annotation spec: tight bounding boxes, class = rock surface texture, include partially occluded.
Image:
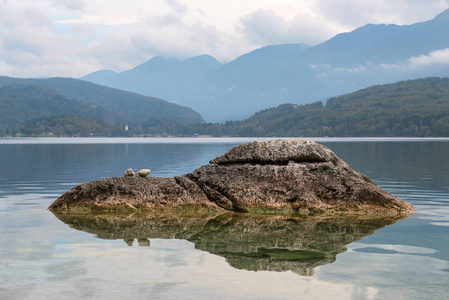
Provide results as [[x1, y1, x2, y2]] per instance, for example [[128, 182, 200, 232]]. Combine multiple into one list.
[[49, 140, 414, 216]]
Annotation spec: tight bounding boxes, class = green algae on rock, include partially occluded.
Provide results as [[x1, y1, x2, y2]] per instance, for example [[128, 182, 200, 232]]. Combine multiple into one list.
[[49, 140, 414, 217]]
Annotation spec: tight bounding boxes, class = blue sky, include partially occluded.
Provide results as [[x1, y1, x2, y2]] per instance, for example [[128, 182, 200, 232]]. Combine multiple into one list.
[[0, 0, 448, 78]]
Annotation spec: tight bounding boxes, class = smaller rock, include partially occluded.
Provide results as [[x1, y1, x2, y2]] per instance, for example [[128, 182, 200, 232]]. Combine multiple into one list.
[[123, 168, 135, 177], [136, 169, 151, 177], [137, 238, 151, 247]]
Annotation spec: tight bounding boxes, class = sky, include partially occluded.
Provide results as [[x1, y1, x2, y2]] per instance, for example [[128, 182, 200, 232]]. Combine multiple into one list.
[[0, 0, 448, 78]]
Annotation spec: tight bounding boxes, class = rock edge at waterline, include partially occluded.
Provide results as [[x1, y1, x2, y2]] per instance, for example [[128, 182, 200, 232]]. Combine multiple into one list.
[[49, 140, 414, 217]]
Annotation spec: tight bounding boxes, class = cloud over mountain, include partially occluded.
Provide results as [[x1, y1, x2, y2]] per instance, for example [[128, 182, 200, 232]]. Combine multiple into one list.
[[0, 0, 448, 78]]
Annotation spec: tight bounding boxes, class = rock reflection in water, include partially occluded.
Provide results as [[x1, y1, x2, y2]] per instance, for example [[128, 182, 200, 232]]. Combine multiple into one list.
[[52, 212, 406, 276]]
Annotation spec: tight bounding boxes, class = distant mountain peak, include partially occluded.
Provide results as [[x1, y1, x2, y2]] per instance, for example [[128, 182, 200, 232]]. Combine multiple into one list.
[[89, 69, 117, 75], [130, 56, 178, 72], [126, 54, 222, 74], [185, 54, 222, 65], [433, 8, 449, 21]]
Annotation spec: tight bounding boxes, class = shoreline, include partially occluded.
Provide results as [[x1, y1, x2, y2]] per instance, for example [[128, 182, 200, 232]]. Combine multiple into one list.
[[1, 136, 449, 145]]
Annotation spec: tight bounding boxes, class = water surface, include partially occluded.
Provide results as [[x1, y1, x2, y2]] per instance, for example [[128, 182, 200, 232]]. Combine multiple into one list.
[[0, 138, 448, 299]]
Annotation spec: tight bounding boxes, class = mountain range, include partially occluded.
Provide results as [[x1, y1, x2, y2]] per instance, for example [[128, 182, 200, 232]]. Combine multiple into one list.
[[81, 9, 449, 122]]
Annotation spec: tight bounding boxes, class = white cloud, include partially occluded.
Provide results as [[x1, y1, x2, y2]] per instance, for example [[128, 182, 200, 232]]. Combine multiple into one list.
[[408, 48, 449, 67], [380, 48, 449, 72], [0, 0, 449, 77], [52, 0, 86, 12], [68, 23, 97, 39], [311, 0, 449, 28], [238, 8, 338, 46], [0, 5, 89, 77], [20, 7, 53, 27], [380, 63, 403, 70], [165, 0, 188, 14], [335, 65, 368, 73]]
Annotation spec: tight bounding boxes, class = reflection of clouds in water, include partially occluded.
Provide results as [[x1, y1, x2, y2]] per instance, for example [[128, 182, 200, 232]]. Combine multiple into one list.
[[50, 239, 359, 300], [0, 200, 97, 299], [430, 222, 449, 226], [0, 211, 55, 263], [317, 243, 449, 299], [0, 194, 58, 213], [1, 205, 446, 299], [414, 208, 449, 226], [2, 213, 446, 299], [44, 261, 87, 280], [1, 206, 435, 299], [74, 278, 103, 299], [2, 238, 360, 300], [350, 243, 437, 254]]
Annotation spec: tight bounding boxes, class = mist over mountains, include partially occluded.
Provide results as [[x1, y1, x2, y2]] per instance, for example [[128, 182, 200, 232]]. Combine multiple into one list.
[[82, 9, 449, 122]]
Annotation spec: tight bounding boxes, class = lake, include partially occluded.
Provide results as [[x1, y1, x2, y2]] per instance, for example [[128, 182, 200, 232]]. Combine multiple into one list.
[[0, 137, 448, 300]]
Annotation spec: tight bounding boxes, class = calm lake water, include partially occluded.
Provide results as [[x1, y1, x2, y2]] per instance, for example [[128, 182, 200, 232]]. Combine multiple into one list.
[[0, 137, 448, 300]]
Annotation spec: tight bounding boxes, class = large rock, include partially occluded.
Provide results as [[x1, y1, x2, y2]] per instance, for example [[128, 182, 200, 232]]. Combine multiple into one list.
[[49, 140, 414, 216], [49, 176, 217, 213]]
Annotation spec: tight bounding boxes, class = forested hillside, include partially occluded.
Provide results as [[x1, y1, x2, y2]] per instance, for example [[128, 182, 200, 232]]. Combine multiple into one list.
[[133, 77, 449, 137], [235, 77, 449, 136], [0, 80, 203, 137], [0, 84, 113, 128], [10, 115, 127, 137], [0, 76, 205, 125]]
